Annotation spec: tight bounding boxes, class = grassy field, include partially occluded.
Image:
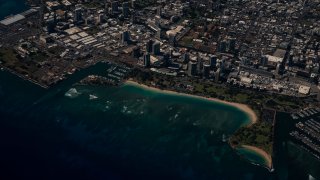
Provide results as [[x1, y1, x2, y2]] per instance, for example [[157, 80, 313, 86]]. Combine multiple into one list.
[[0, 48, 19, 66], [230, 122, 273, 154]]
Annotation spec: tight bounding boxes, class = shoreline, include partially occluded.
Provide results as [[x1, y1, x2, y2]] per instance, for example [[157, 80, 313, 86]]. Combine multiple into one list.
[[0, 65, 49, 89], [238, 145, 273, 171], [125, 79, 274, 171], [125, 80, 257, 126]]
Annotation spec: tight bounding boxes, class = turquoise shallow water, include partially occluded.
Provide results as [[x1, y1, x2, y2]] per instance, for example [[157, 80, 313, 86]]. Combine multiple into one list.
[[236, 147, 269, 169]]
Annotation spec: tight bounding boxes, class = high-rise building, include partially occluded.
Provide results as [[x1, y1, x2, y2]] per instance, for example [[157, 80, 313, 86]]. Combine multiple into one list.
[[203, 64, 211, 78], [46, 18, 56, 33], [74, 7, 82, 23], [163, 53, 170, 66], [132, 47, 140, 58], [317, 86, 320, 102], [122, 31, 130, 44], [131, 0, 136, 8], [152, 41, 161, 55], [260, 55, 268, 67], [218, 40, 227, 53], [156, 28, 162, 39], [228, 38, 236, 52], [275, 62, 281, 75], [168, 33, 176, 46], [182, 53, 189, 63], [288, 52, 294, 67], [220, 58, 226, 72], [209, 55, 217, 69], [197, 58, 203, 73], [143, 53, 151, 67], [214, 68, 221, 83], [97, 14, 104, 24], [104, 2, 109, 13], [188, 61, 197, 76], [146, 40, 153, 53], [122, 2, 129, 17], [208, 0, 214, 11], [157, 6, 162, 17], [111, 1, 119, 14]]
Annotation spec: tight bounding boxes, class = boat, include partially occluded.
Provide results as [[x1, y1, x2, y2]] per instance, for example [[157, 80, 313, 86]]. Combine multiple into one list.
[[222, 134, 228, 142], [0, 67, 4, 71], [89, 94, 98, 100]]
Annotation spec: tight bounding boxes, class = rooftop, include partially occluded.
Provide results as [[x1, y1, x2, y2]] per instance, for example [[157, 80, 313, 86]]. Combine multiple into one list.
[[298, 85, 311, 95], [0, 14, 25, 26]]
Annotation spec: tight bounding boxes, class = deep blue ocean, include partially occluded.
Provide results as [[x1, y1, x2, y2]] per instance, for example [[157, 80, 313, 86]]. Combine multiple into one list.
[[0, 1, 320, 180], [0, 63, 271, 180], [0, 0, 28, 19]]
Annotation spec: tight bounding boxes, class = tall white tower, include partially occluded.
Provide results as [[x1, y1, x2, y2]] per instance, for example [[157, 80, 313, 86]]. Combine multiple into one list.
[[317, 86, 320, 102]]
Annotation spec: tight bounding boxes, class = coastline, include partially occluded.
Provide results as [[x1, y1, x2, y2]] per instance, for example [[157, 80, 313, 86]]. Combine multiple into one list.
[[125, 79, 274, 171], [125, 80, 257, 126], [0, 65, 49, 89], [238, 145, 273, 171]]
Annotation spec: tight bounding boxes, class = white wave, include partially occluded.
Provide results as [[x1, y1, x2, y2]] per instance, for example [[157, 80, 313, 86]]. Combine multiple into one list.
[[106, 100, 112, 105], [121, 105, 128, 113], [167, 105, 173, 111], [65, 88, 80, 98], [89, 94, 98, 100]]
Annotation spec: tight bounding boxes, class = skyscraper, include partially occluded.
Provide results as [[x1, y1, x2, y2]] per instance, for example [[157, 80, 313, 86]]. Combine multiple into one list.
[[132, 47, 140, 58], [218, 40, 227, 53], [188, 61, 197, 76], [146, 40, 154, 53], [131, 0, 136, 8], [111, 1, 119, 14], [275, 62, 281, 75], [214, 68, 221, 83], [197, 58, 203, 73], [97, 14, 104, 24], [203, 64, 211, 78], [182, 53, 189, 63], [122, 31, 130, 44], [156, 28, 162, 39], [157, 6, 162, 17], [317, 86, 320, 102], [143, 53, 151, 68], [163, 53, 170, 66], [168, 33, 176, 46], [260, 55, 268, 67], [228, 38, 236, 52], [122, 2, 129, 17], [209, 55, 217, 69], [46, 18, 56, 33], [152, 41, 161, 55], [74, 7, 82, 23]]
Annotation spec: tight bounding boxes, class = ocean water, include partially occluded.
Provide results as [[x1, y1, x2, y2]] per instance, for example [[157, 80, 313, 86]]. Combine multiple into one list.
[[236, 147, 269, 169], [0, 68, 274, 179], [0, 0, 28, 19]]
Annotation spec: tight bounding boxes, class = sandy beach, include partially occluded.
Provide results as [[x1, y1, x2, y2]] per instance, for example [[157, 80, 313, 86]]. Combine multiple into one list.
[[125, 80, 257, 126], [240, 145, 273, 170]]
